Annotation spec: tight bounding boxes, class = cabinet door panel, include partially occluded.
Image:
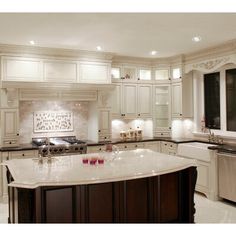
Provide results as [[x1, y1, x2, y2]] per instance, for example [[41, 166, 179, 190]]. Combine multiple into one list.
[[99, 109, 111, 132], [172, 83, 182, 117], [1, 109, 19, 138], [3, 57, 41, 81], [44, 61, 77, 82], [79, 62, 110, 83], [111, 84, 122, 116], [123, 84, 137, 117], [138, 84, 152, 117]]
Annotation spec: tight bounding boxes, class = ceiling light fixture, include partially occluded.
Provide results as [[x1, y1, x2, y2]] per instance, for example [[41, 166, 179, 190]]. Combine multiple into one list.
[[96, 46, 102, 51], [29, 40, 35, 45], [192, 36, 202, 42], [150, 50, 157, 56]]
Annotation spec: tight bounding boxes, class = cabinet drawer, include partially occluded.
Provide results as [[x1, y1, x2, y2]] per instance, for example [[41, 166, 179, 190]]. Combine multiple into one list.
[[2, 139, 19, 147], [98, 134, 111, 142], [87, 146, 105, 153], [9, 150, 38, 159], [116, 142, 144, 151], [155, 132, 171, 137]]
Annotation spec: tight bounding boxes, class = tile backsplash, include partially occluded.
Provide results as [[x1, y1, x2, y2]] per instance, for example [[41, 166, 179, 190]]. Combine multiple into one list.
[[19, 101, 89, 143]]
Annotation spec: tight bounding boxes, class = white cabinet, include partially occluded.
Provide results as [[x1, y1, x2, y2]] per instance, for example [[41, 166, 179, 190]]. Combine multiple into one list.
[[122, 84, 137, 118], [9, 150, 38, 159], [154, 68, 171, 83], [98, 109, 111, 142], [144, 141, 160, 152], [79, 62, 111, 84], [87, 145, 105, 154], [116, 142, 144, 151], [153, 85, 171, 137], [111, 66, 121, 80], [1, 109, 19, 147], [171, 67, 182, 80], [0, 88, 19, 108], [138, 68, 152, 82], [171, 71, 193, 118], [44, 60, 77, 83], [0, 152, 8, 200], [137, 84, 152, 118], [111, 83, 122, 117], [122, 66, 137, 81], [171, 82, 182, 117], [160, 141, 177, 155], [2, 56, 42, 82], [111, 83, 152, 119]]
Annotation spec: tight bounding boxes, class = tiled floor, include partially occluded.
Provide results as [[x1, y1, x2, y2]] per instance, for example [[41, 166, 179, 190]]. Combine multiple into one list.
[[1, 193, 236, 223]]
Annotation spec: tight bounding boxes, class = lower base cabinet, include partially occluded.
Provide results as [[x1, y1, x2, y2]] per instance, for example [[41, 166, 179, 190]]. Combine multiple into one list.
[[9, 167, 197, 223]]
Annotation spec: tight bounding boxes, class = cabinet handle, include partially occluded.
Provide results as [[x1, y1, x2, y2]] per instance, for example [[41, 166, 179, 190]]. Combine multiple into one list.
[[98, 130, 101, 133], [138, 78, 140, 80], [169, 127, 171, 130], [104, 137, 107, 139], [135, 145, 138, 148], [9, 141, 12, 144], [125, 146, 127, 148], [161, 133, 163, 135], [138, 114, 140, 116], [22, 154, 25, 156], [99, 148, 101, 151], [169, 78, 171, 80], [165, 144, 167, 146], [170, 145, 172, 147], [180, 114, 182, 116], [17, 133, 19, 136]]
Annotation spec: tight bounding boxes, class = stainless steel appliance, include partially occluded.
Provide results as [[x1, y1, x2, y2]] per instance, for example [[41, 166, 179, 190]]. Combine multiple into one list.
[[32, 136, 87, 156]]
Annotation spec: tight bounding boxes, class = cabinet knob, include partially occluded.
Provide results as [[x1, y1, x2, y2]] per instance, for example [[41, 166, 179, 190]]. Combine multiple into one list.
[[138, 114, 140, 116], [180, 114, 182, 116], [135, 145, 138, 148], [169, 127, 171, 130], [125, 146, 127, 148], [104, 137, 107, 139], [22, 154, 25, 156], [161, 133, 163, 135], [98, 130, 101, 133], [99, 148, 101, 151], [9, 141, 12, 144], [138, 78, 140, 80], [17, 133, 19, 136]]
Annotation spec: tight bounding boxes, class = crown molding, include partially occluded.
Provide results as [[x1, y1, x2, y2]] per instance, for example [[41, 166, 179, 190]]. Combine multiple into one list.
[[184, 39, 236, 64], [112, 55, 153, 66], [0, 44, 115, 62]]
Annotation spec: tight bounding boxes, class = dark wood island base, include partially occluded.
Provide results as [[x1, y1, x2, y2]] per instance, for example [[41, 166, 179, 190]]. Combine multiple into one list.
[[8, 167, 197, 223]]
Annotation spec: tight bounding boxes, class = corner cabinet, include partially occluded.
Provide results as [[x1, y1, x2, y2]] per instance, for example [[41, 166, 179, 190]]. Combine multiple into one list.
[[171, 71, 193, 118], [153, 84, 171, 137], [1, 109, 19, 147]]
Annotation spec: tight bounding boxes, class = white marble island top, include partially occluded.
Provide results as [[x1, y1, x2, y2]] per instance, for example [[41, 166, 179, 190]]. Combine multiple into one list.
[[2, 149, 197, 189]]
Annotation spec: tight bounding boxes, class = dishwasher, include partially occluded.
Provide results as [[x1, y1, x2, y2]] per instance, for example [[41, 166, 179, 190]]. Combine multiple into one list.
[[218, 152, 236, 202]]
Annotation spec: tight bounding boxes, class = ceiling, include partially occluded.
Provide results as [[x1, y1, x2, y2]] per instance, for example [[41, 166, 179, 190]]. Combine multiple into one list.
[[0, 13, 236, 58]]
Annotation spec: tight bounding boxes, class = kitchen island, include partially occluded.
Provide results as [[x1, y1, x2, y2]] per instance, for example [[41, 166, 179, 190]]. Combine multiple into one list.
[[3, 149, 197, 223]]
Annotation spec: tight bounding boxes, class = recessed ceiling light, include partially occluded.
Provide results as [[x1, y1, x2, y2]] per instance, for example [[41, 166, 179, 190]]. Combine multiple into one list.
[[29, 40, 35, 45], [192, 36, 202, 42], [96, 46, 102, 51], [150, 50, 157, 56]]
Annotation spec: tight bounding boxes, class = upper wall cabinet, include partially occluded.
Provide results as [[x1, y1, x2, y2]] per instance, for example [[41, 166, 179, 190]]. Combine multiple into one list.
[[122, 66, 137, 81], [138, 68, 152, 82], [171, 71, 193, 118], [2, 56, 42, 82], [79, 62, 111, 84], [171, 66, 182, 81], [43, 60, 77, 83], [154, 68, 171, 83]]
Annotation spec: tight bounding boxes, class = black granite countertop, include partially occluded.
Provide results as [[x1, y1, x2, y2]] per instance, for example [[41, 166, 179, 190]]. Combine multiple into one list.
[[0, 144, 38, 152], [86, 137, 197, 146], [208, 144, 236, 154]]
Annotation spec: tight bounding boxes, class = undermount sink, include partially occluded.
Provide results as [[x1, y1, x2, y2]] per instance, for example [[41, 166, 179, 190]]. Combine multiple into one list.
[[177, 142, 217, 162]]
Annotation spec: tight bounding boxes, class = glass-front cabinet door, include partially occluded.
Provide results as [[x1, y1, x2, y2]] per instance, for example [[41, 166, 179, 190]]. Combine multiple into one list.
[[171, 66, 182, 81], [153, 85, 171, 137], [138, 68, 152, 81], [155, 69, 170, 83], [122, 66, 137, 81], [111, 67, 121, 81]]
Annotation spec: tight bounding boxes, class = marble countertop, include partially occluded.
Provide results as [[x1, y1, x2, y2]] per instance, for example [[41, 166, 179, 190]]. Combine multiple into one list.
[[2, 149, 197, 189]]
